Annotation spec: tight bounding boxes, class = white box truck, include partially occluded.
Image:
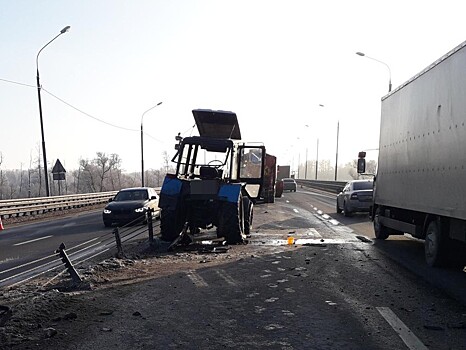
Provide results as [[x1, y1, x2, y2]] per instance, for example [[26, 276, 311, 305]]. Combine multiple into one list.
[[359, 40, 466, 267]]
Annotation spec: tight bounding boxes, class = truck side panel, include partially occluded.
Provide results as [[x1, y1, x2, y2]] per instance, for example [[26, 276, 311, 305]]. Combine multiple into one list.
[[376, 41, 466, 220]]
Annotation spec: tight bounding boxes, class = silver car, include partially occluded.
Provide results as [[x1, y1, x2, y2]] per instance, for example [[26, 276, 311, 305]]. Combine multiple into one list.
[[336, 180, 373, 216], [282, 178, 297, 192]]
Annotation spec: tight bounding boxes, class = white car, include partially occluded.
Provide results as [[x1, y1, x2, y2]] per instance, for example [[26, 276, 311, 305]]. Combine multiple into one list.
[[282, 178, 297, 192], [336, 180, 373, 217]]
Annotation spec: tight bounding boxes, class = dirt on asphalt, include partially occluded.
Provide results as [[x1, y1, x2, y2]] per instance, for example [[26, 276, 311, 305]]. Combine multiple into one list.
[[0, 204, 292, 350]]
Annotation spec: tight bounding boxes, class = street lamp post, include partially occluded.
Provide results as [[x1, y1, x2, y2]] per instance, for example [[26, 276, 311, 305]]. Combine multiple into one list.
[[36, 25, 71, 197], [314, 104, 324, 180], [356, 52, 392, 92], [335, 120, 340, 181], [304, 147, 308, 179], [141, 102, 163, 187], [315, 138, 319, 180]]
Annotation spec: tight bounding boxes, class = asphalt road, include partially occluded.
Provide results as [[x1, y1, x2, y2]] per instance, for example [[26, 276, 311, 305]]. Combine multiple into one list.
[[2, 189, 466, 349], [0, 210, 123, 287]]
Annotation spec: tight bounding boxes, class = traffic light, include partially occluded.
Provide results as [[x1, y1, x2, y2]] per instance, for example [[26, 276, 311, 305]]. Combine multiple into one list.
[[357, 152, 366, 174]]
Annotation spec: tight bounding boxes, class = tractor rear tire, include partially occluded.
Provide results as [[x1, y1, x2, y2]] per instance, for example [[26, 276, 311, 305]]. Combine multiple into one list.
[[219, 200, 245, 244]]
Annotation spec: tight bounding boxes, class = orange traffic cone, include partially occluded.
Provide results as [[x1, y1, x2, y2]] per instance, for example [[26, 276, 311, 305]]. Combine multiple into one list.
[[0, 217, 4, 230]]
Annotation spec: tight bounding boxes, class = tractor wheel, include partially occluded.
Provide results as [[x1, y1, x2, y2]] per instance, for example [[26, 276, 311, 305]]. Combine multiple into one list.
[[243, 197, 254, 236], [218, 199, 245, 244], [160, 208, 185, 242]]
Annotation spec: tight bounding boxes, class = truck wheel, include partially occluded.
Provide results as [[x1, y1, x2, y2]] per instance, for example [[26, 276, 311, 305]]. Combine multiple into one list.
[[425, 220, 447, 267], [373, 207, 389, 240], [160, 209, 185, 242], [218, 200, 245, 244], [243, 197, 253, 235], [343, 201, 352, 217]]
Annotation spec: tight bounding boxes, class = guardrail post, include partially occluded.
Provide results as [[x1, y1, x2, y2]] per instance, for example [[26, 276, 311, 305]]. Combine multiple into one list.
[[56, 243, 82, 284], [147, 209, 154, 243], [113, 228, 124, 258]]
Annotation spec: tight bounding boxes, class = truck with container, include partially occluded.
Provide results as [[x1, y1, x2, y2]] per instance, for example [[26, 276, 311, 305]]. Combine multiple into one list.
[[358, 40, 466, 267], [277, 165, 291, 180], [158, 109, 267, 245], [261, 154, 278, 203]]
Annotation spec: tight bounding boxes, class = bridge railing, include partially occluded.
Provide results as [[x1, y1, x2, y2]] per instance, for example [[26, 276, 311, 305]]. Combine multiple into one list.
[[0, 191, 118, 219], [295, 179, 347, 194], [0, 181, 343, 220]]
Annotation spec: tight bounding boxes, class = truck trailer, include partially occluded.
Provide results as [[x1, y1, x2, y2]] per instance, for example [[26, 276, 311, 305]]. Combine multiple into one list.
[[277, 165, 291, 180], [359, 40, 466, 267]]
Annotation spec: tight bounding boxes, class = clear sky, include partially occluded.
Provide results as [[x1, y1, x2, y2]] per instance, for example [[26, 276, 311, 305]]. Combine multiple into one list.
[[1, 0, 465, 174]]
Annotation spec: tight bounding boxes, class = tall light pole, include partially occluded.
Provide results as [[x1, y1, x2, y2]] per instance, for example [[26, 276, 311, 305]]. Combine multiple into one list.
[[314, 104, 324, 180], [356, 52, 392, 92], [141, 101, 162, 187], [334, 120, 340, 181], [36, 25, 71, 197]]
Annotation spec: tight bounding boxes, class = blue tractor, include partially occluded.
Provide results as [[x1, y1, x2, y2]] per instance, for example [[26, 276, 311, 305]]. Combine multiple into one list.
[[159, 109, 266, 244]]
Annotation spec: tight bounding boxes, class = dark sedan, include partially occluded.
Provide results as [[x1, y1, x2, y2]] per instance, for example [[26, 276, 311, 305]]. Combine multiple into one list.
[[103, 187, 160, 227]]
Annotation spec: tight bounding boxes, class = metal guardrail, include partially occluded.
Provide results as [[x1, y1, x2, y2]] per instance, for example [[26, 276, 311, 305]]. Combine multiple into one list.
[[295, 179, 347, 194], [0, 181, 342, 220], [0, 191, 118, 219]]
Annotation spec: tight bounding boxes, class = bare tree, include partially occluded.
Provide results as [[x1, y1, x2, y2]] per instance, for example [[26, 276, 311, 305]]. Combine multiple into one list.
[[94, 152, 121, 192], [34, 145, 43, 196]]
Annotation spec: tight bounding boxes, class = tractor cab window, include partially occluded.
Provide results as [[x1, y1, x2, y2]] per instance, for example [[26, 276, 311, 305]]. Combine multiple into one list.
[[238, 146, 265, 199], [239, 148, 263, 179]]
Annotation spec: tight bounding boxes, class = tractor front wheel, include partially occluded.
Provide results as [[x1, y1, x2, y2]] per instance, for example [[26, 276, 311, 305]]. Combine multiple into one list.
[[218, 200, 245, 244]]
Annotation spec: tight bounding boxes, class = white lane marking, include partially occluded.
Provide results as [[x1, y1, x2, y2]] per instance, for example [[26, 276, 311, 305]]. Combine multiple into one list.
[[13, 235, 53, 246], [306, 228, 321, 237], [215, 269, 237, 286], [293, 208, 299, 213], [186, 270, 208, 287], [377, 307, 428, 350]]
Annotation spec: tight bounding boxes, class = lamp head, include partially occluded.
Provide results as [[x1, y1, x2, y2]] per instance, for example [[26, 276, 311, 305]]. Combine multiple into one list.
[[356, 52, 365, 57], [60, 26, 71, 34]]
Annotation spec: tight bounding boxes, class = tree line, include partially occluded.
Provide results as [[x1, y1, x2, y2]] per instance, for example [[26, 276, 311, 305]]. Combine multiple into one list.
[[0, 151, 174, 199], [0, 149, 376, 199]]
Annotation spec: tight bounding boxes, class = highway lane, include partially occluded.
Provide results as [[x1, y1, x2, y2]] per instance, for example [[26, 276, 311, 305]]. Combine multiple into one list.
[[289, 186, 466, 306], [0, 210, 129, 287], [19, 190, 466, 350]]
